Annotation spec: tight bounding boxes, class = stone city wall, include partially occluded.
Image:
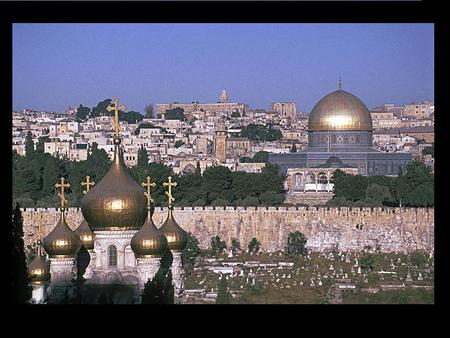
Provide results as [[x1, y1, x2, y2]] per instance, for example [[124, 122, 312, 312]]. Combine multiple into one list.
[[21, 207, 434, 254]]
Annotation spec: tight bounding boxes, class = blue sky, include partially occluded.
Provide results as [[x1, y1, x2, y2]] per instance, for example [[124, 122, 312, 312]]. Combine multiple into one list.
[[13, 23, 434, 113]]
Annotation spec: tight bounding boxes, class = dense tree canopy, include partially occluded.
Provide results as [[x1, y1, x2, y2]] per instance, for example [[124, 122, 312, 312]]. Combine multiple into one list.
[[165, 107, 186, 121], [240, 123, 282, 142], [10, 203, 31, 304], [329, 161, 434, 207]]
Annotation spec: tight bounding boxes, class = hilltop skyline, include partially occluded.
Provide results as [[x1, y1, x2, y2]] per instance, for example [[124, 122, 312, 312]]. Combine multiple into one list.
[[13, 23, 434, 113]]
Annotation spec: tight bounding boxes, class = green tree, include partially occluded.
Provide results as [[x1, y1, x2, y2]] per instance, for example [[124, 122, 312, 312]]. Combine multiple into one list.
[[285, 231, 307, 258], [240, 196, 259, 206], [231, 238, 240, 254], [248, 238, 261, 254], [333, 173, 368, 202], [216, 276, 232, 304], [253, 151, 269, 163], [174, 140, 185, 148], [240, 123, 282, 142], [36, 135, 50, 153], [10, 203, 31, 303], [365, 183, 392, 206], [137, 145, 149, 168], [211, 199, 229, 207], [422, 143, 434, 158], [25, 131, 34, 158], [144, 104, 154, 119], [122, 111, 144, 124], [231, 111, 241, 118], [210, 236, 227, 255], [165, 107, 186, 121], [141, 267, 174, 304], [42, 156, 64, 197], [91, 98, 112, 117], [202, 166, 233, 203], [361, 253, 376, 271], [290, 144, 297, 153], [259, 190, 284, 206], [181, 232, 201, 269], [76, 104, 91, 120]]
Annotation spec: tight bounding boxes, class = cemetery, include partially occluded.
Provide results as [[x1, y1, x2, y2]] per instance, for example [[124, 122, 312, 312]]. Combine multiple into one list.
[[182, 246, 434, 304]]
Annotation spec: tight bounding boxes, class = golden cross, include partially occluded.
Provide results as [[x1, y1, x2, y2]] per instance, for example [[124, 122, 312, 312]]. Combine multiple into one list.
[[142, 176, 157, 207], [106, 96, 126, 138], [163, 176, 177, 207], [55, 177, 70, 210], [81, 175, 95, 194]]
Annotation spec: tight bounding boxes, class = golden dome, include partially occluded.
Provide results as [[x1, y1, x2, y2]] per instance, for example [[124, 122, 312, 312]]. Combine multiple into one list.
[[74, 219, 95, 250], [160, 208, 187, 252], [80, 141, 147, 231], [308, 88, 372, 131], [43, 211, 81, 258], [130, 209, 168, 258], [28, 241, 50, 283]]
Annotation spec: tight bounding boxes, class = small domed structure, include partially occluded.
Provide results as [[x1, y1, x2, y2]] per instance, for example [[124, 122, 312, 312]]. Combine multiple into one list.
[[43, 211, 81, 258], [74, 219, 95, 250], [80, 139, 147, 231], [160, 208, 187, 252], [130, 209, 168, 258], [28, 240, 50, 283]]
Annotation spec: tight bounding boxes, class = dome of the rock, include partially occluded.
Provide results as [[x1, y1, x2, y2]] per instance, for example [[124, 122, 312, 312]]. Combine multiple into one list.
[[308, 88, 372, 131]]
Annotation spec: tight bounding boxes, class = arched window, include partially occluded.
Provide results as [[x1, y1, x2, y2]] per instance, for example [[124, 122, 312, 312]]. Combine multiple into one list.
[[108, 245, 118, 267]]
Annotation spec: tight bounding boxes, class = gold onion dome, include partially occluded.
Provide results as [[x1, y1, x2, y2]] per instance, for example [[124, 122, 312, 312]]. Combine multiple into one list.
[[28, 240, 50, 283], [160, 208, 187, 252], [308, 86, 372, 132], [130, 209, 168, 258], [74, 219, 95, 250], [43, 211, 81, 258], [80, 140, 147, 231]]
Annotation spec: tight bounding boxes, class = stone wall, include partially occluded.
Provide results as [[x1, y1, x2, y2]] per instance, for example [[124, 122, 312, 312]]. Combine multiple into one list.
[[21, 207, 434, 254]]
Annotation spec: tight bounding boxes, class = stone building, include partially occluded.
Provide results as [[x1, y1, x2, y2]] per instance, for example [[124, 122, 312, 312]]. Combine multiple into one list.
[[214, 119, 227, 164], [403, 100, 434, 119], [156, 90, 248, 118], [271, 102, 297, 124], [227, 137, 252, 157], [269, 80, 412, 176]]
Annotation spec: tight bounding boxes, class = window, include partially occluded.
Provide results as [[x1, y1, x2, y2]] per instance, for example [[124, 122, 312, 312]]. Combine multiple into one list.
[[108, 245, 118, 267]]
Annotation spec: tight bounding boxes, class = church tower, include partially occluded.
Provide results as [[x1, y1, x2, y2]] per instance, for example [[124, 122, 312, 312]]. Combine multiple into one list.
[[220, 89, 229, 103], [214, 119, 227, 164], [42, 177, 81, 303]]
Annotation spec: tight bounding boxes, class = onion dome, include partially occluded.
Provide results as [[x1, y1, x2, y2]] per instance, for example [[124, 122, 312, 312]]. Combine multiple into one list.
[[74, 219, 95, 250], [160, 208, 187, 252], [130, 209, 168, 258], [308, 83, 372, 132], [80, 139, 147, 231], [43, 211, 81, 258], [28, 240, 50, 283]]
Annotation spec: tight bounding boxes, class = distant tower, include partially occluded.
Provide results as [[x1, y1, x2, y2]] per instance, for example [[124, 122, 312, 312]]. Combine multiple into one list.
[[220, 89, 229, 103], [214, 119, 227, 164]]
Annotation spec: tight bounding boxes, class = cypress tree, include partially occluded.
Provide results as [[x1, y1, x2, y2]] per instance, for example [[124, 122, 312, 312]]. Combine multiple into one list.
[[141, 267, 174, 304], [10, 203, 31, 303], [216, 276, 232, 304], [25, 131, 35, 158]]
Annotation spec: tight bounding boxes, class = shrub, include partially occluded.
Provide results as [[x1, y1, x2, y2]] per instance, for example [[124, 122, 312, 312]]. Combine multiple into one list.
[[285, 231, 307, 258]]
